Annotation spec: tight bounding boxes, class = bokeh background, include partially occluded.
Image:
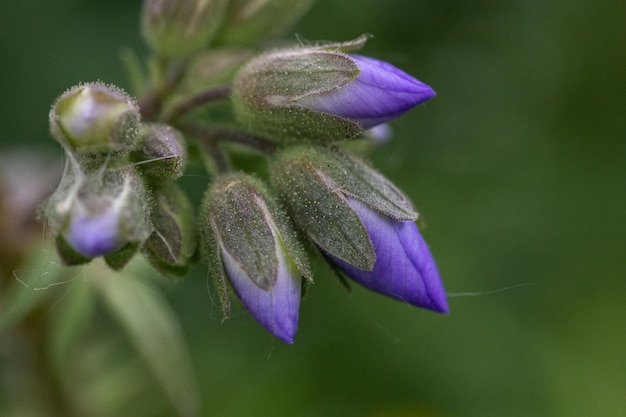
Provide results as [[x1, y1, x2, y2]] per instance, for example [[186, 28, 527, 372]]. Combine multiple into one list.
[[1, 0, 625, 416]]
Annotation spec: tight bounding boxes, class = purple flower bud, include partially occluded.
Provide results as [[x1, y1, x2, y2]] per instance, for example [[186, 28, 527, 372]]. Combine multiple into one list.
[[201, 174, 311, 343], [328, 198, 448, 314], [44, 161, 152, 262], [232, 40, 436, 143], [299, 55, 436, 129]]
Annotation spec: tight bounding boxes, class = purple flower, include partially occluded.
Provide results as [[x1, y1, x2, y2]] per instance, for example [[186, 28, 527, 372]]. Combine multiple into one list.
[[328, 198, 448, 314], [299, 54, 436, 129]]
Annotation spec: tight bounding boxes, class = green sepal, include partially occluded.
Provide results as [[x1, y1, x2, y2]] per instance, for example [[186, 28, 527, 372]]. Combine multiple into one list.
[[317, 34, 372, 52], [271, 148, 376, 271], [327, 149, 417, 221], [200, 173, 311, 303], [232, 49, 362, 143], [200, 209, 231, 318], [104, 242, 140, 270], [55, 235, 93, 266], [143, 184, 198, 278]]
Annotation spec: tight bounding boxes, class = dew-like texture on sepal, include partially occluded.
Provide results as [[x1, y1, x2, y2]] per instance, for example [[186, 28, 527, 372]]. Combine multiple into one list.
[[141, 0, 230, 58], [200, 174, 310, 342], [144, 184, 198, 278], [132, 123, 187, 185], [271, 147, 376, 271], [299, 55, 436, 129], [329, 198, 448, 313], [214, 0, 315, 46], [206, 176, 279, 289], [318, 147, 417, 221], [232, 49, 363, 143], [49, 82, 140, 156]]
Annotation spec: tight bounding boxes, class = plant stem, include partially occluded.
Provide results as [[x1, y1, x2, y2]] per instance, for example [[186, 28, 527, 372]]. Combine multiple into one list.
[[165, 86, 231, 122], [139, 57, 187, 121], [178, 124, 279, 156]]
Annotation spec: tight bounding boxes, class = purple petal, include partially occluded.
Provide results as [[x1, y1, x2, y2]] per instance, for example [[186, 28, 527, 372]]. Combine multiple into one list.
[[67, 207, 123, 257], [299, 54, 435, 128], [221, 243, 301, 343], [329, 199, 448, 313]]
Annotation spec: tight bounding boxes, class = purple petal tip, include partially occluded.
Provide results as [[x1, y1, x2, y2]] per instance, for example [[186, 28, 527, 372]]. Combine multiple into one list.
[[330, 199, 448, 313], [300, 54, 436, 129], [222, 248, 301, 343]]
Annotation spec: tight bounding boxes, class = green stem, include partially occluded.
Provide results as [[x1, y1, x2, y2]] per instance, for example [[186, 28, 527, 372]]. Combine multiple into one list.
[[165, 85, 231, 123], [178, 124, 279, 156], [139, 57, 187, 121]]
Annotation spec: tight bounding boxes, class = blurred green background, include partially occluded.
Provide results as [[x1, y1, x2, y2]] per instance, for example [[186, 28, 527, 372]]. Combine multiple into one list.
[[1, 0, 625, 416]]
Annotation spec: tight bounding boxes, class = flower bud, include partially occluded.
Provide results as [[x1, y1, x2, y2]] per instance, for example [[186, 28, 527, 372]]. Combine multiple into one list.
[[271, 145, 417, 270], [43, 159, 152, 260], [271, 146, 448, 312], [201, 174, 311, 343], [144, 184, 197, 277], [214, 0, 315, 46], [132, 123, 186, 185], [232, 41, 435, 143], [49, 82, 140, 156], [141, 0, 229, 58]]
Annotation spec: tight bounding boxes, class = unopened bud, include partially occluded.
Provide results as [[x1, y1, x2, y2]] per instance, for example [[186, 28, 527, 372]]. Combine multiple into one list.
[[132, 123, 186, 185], [49, 82, 140, 156], [43, 160, 152, 261], [141, 0, 229, 58], [201, 174, 311, 343], [270, 145, 417, 270], [215, 0, 315, 46], [144, 184, 197, 277], [232, 37, 435, 143]]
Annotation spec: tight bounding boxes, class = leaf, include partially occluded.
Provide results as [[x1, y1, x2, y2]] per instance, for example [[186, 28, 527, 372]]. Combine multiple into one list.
[[93, 260, 199, 417], [48, 275, 96, 375], [0, 248, 64, 336]]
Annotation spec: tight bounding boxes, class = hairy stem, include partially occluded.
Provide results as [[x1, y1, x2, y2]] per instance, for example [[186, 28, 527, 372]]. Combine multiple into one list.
[[178, 124, 279, 156], [139, 58, 187, 121], [165, 86, 231, 122]]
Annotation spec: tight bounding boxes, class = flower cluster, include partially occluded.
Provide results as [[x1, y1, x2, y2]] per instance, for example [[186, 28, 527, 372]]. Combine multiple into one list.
[[42, 0, 447, 343]]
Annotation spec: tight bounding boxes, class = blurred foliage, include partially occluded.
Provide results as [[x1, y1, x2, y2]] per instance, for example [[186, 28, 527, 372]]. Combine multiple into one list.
[[1, 0, 625, 416]]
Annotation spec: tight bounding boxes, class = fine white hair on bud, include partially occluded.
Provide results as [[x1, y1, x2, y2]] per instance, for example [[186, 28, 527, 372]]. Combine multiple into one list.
[[49, 82, 140, 156]]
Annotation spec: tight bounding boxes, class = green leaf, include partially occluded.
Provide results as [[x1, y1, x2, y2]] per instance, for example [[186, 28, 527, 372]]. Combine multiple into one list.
[[0, 248, 64, 336], [48, 275, 96, 375], [93, 260, 199, 417]]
